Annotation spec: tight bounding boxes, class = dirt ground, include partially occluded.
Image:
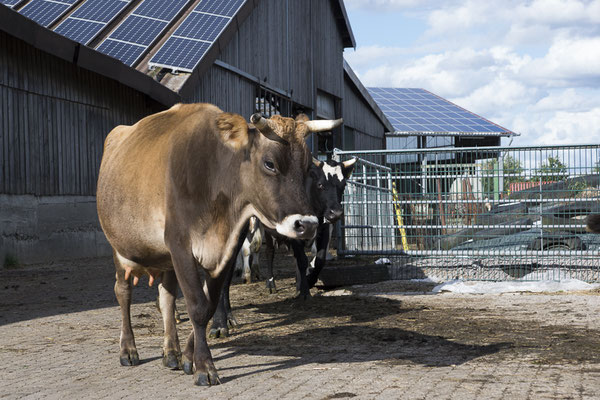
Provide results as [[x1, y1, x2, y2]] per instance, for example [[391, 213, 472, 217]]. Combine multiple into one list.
[[2, 252, 600, 399]]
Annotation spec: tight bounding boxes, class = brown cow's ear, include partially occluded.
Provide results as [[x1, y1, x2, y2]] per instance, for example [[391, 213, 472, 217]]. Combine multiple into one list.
[[216, 113, 249, 151], [341, 158, 357, 179]]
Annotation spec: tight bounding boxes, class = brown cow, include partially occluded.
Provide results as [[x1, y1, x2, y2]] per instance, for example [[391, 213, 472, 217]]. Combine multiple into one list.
[[97, 103, 342, 386]]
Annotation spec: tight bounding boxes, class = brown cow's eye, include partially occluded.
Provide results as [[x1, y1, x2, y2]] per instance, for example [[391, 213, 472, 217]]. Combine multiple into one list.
[[264, 160, 276, 172]]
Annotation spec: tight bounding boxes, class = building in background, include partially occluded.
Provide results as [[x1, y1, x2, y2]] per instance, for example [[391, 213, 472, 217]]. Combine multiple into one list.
[[0, 0, 390, 264]]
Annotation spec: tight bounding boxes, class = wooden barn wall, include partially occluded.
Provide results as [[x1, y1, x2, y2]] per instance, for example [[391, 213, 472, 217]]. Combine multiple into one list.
[[215, 0, 345, 113], [342, 78, 386, 150], [184, 64, 255, 118], [0, 31, 161, 196], [310, 0, 344, 102]]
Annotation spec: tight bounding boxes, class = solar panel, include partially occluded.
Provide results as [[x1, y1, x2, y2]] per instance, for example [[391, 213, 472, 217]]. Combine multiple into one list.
[[54, 0, 130, 45], [0, 0, 21, 8], [368, 88, 513, 136], [95, 0, 189, 67], [54, 18, 104, 44], [19, 0, 75, 27], [194, 0, 245, 17], [69, 0, 129, 23], [149, 0, 246, 73], [96, 39, 144, 66]]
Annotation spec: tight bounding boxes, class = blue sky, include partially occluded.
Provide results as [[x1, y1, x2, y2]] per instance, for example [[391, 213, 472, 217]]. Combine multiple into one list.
[[343, 0, 600, 146]]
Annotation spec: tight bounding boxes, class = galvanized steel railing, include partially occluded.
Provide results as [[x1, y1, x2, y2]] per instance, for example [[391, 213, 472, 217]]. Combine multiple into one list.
[[333, 144, 600, 281]]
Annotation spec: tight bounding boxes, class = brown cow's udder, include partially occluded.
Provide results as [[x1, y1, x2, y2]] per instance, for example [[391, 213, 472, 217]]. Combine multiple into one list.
[[124, 266, 162, 286]]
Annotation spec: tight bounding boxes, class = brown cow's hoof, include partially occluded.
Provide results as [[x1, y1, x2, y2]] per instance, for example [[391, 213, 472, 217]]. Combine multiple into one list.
[[227, 314, 238, 328], [162, 350, 181, 370], [208, 327, 229, 339], [119, 350, 140, 366], [183, 359, 193, 375], [194, 370, 221, 386]]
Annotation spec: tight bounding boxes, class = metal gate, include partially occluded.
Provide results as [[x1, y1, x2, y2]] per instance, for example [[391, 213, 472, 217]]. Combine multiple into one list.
[[334, 144, 600, 282]]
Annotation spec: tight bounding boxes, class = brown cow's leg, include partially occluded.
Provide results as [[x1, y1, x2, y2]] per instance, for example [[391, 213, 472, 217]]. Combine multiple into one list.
[[112, 251, 139, 366], [170, 251, 224, 386], [158, 270, 181, 369]]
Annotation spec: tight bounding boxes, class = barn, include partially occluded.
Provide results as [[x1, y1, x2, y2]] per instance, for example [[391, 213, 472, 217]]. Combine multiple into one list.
[[0, 0, 391, 265]]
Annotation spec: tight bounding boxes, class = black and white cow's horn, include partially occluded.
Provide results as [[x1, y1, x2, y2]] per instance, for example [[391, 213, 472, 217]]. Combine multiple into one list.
[[303, 118, 343, 134], [312, 157, 323, 168]]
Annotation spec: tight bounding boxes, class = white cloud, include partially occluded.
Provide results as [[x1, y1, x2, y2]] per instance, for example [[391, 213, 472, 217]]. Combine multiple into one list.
[[344, 0, 439, 11], [531, 88, 596, 112], [521, 37, 600, 86], [345, 0, 600, 146], [538, 108, 600, 144]]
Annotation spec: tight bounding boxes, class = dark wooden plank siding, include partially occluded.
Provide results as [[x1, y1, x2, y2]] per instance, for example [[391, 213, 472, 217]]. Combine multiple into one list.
[[214, 0, 345, 113], [0, 30, 162, 196], [342, 78, 386, 151], [311, 0, 344, 101], [185, 65, 256, 119]]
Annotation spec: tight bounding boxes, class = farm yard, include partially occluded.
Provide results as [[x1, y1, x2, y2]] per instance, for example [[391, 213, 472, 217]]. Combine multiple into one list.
[[2, 255, 600, 399], [2, 0, 600, 399]]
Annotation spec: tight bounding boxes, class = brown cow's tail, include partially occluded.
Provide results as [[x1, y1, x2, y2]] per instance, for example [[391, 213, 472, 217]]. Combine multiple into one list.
[[586, 214, 600, 233]]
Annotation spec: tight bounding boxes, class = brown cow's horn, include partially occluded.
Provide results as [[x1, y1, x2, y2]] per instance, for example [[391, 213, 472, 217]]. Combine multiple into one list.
[[250, 113, 268, 130], [304, 118, 343, 133], [250, 113, 287, 144]]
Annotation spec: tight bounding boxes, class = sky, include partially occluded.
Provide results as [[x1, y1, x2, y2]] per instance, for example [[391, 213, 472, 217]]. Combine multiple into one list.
[[343, 0, 600, 146]]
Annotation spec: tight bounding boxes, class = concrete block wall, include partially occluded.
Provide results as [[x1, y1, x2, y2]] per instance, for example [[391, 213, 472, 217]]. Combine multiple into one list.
[[0, 195, 111, 266]]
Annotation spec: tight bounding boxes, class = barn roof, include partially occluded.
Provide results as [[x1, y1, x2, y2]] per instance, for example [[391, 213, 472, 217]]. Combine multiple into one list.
[[368, 87, 518, 137], [0, 3, 181, 106], [0, 0, 356, 100]]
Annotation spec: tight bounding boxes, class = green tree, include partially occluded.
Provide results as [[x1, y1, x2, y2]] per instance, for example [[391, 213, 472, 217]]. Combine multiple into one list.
[[481, 154, 524, 195], [532, 156, 568, 182]]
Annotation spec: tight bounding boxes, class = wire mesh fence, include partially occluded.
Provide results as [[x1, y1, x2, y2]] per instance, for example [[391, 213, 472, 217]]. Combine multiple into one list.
[[334, 144, 600, 282]]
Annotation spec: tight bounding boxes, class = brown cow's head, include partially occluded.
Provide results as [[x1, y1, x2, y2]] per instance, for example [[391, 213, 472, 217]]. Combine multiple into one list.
[[217, 112, 342, 240]]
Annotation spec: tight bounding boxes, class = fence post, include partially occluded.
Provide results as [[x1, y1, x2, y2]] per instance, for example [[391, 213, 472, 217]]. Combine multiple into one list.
[[362, 164, 368, 249], [387, 170, 396, 249], [376, 170, 383, 250]]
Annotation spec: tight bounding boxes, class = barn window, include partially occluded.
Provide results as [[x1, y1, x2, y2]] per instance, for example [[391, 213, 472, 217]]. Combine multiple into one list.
[[255, 86, 291, 117]]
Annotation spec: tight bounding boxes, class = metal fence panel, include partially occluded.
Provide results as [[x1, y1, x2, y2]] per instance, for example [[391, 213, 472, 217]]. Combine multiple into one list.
[[334, 145, 600, 282]]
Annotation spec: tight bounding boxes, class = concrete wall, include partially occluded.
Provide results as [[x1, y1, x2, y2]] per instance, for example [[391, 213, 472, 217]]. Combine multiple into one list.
[[0, 195, 111, 266]]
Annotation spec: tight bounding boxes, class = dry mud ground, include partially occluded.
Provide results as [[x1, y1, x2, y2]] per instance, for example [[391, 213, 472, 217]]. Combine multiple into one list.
[[2, 254, 600, 399]]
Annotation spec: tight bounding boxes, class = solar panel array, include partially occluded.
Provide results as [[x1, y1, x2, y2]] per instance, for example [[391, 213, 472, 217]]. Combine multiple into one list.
[[54, 0, 130, 45], [0, 0, 21, 8], [19, 0, 77, 27], [96, 0, 189, 66], [368, 88, 513, 136], [8, 0, 247, 73], [149, 0, 245, 72]]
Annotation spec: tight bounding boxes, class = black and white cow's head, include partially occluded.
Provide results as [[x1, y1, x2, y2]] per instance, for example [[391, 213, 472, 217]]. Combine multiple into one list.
[[307, 158, 357, 224]]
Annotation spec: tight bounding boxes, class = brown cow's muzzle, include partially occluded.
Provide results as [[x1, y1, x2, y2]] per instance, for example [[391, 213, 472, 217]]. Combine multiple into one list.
[[276, 214, 319, 240]]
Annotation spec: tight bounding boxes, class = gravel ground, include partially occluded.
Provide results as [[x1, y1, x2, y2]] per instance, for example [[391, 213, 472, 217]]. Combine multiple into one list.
[[2, 255, 600, 399]]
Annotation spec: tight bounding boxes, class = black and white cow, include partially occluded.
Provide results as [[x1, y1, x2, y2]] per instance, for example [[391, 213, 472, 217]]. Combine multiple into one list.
[[209, 157, 356, 338], [236, 216, 262, 284], [264, 158, 356, 295]]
